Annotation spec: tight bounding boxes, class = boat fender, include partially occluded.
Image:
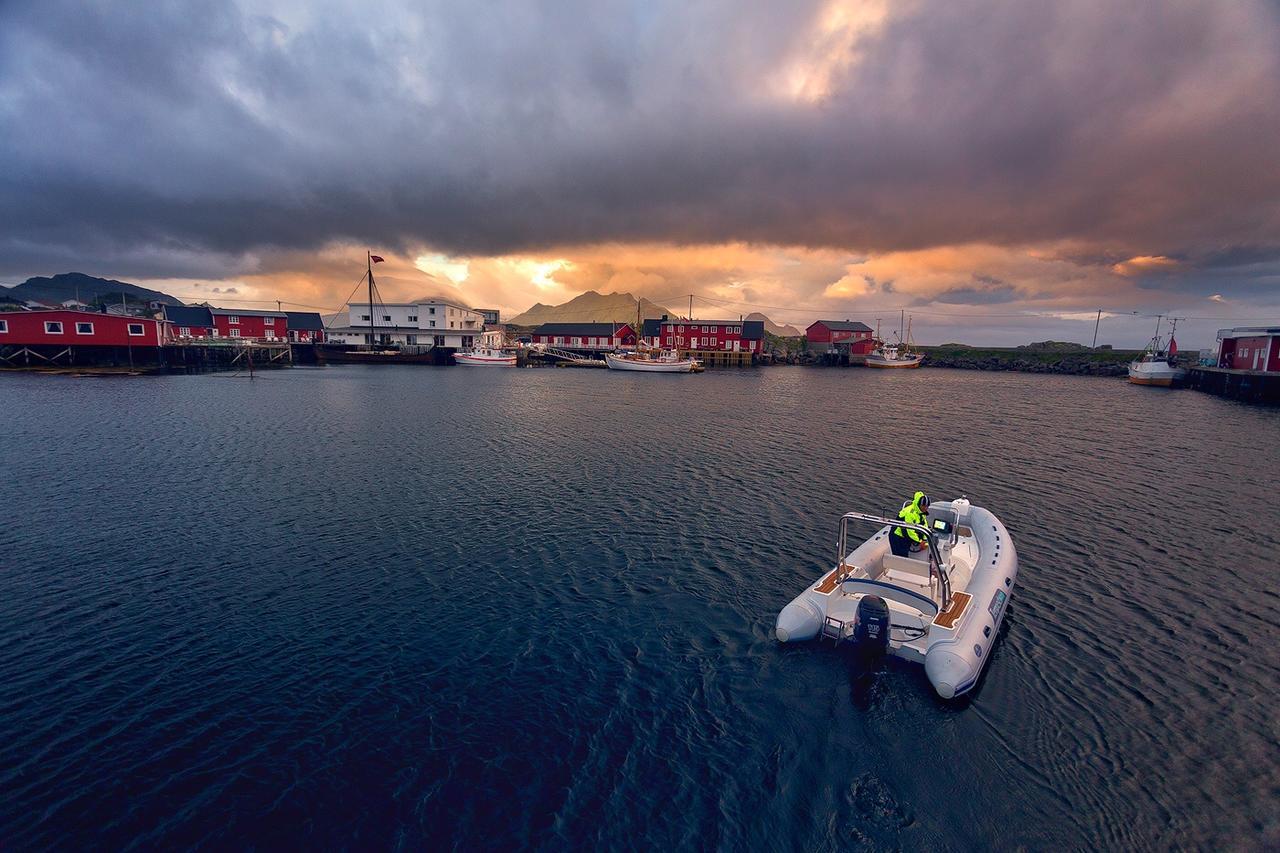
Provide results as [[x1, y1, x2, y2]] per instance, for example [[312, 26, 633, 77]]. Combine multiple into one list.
[[853, 595, 891, 658]]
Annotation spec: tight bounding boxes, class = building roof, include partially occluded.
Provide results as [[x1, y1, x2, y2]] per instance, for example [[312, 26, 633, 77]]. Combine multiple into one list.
[[285, 311, 325, 331], [208, 307, 286, 318], [811, 320, 874, 332], [532, 323, 634, 335], [1219, 327, 1280, 337], [163, 305, 214, 326], [642, 318, 662, 337]]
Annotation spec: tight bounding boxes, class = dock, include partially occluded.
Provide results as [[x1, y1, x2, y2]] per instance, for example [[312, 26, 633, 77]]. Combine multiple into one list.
[[684, 349, 754, 368], [1186, 366, 1280, 404]]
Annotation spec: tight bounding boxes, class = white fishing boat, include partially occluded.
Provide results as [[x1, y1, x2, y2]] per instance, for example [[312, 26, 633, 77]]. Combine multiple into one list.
[[453, 345, 516, 366], [775, 498, 1018, 699], [605, 347, 700, 373], [865, 342, 925, 369], [865, 312, 924, 368], [1128, 316, 1185, 386]]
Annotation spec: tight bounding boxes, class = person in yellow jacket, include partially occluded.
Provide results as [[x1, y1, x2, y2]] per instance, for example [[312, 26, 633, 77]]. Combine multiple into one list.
[[889, 491, 931, 557]]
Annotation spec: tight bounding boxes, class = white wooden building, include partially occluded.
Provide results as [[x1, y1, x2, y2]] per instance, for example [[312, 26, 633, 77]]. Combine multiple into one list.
[[326, 300, 501, 348]]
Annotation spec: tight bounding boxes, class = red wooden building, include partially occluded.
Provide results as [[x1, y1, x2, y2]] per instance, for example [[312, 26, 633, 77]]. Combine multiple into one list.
[[643, 318, 765, 353], [162, 305, 323, 342], [531, 323, 636, 350], [210, 308, 288, 340], [1216, 327, 1280, 372], [0, 309, 162, 347], [807, 320, 876, 355]]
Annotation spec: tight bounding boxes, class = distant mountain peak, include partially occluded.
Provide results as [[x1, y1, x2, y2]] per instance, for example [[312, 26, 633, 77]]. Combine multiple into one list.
[[507, 291, 675, 326]]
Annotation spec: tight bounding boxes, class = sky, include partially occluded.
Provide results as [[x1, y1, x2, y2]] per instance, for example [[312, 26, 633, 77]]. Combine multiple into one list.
[[2, 0, 1279, 347]]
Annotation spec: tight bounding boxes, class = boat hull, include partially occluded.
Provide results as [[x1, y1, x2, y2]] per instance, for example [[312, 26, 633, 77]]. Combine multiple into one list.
[[866, 355, 924, 368], [1128, 362, 1185, 386], [605, 353, 696, 372], [453, 353, 516, 366], [775, 500, 1017, 699], [316, 346, 440, 365]]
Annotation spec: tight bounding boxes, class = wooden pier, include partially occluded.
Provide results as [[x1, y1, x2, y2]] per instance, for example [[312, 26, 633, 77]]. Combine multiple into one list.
[[1186, 366, 1280, 404], [686, 349, 754, 368]]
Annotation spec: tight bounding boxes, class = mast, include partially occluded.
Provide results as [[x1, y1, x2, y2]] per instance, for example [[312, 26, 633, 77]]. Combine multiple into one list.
[[900, 309, 904, 342], [367, 250, 375, 348], [1153, 314, 1163, 354]]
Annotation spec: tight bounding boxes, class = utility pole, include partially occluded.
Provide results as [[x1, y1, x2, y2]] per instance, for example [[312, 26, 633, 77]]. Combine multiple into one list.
[[689, 294, 693, 321], [1092, 309, 1102, 349]]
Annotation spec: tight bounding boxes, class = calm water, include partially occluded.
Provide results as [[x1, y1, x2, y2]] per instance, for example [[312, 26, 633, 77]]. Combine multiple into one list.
[[1, 366, 1278, 850]]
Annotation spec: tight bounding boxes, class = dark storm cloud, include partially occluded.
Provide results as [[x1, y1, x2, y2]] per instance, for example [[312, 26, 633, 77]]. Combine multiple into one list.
[[1, 0, 1278, 280]]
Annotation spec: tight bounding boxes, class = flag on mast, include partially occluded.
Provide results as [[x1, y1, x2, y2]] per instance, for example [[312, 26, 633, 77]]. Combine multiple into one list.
[[1168, 336, 1178, 357], [370, 255, 385, 263]]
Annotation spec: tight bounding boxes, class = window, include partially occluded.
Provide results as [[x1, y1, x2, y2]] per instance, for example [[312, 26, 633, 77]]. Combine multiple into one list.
[[406, 335, 417, 345], [128, 323, 145, 336], [382, 315, 391, 321], [45, 321, 63, 334], [408, 315, 417, 322], [450, 322, 455, 329], [264, 317, 274, 325], [429, 320, 436, 328], [429, 307, 436, 315], [230, 329, 241, 338], [76, 322, 94, 335], [0, 320, 7, 333], [179, 326, 190, 336], [228, 315, 240, 324], [702, 325, 709, 332], [434, 335, 445, 346], [360, 314, 370, 321], [678, 325, 684, 332], [666, 336, 673, 345]]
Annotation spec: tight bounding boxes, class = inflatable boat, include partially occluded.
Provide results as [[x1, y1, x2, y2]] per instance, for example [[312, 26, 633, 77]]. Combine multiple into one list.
[[775, 498, 1018, 698]]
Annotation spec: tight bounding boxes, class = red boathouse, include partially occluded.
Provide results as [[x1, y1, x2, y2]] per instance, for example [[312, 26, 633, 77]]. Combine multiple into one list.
[[807, 320, 876, 355], [1216, 327, 1280, 372], [0, 309, 164, 367]]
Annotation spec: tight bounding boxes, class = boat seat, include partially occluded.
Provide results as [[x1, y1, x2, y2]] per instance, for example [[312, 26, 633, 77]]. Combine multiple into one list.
[[882, 554, 932, 582]]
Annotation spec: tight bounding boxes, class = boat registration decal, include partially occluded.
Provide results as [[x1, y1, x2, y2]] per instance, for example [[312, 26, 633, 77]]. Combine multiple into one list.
[[989, 589, 1008, 622]]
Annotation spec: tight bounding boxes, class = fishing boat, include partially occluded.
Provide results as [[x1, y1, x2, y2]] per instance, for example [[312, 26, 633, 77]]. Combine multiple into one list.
[[865, 312, 924, 368], [1128, 316, 1186, 387], [775, 498, 1018, 699], [453, 345, 516, 366], [865, 342, 925, 369], [605, 347, 701, 373]]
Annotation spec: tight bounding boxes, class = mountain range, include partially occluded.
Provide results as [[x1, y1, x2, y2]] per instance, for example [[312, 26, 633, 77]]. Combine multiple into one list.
[[507, 291, 674, 326], [506, 290, 803, 335], [1, 272, 183, 307]]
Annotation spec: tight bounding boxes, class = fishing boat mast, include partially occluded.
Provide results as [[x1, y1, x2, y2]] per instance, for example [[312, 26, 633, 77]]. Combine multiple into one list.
[[367, 251, 376, 349]]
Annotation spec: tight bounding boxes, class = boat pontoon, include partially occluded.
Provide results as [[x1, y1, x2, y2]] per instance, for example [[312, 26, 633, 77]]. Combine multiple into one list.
[[775, 498, 1018, 698]]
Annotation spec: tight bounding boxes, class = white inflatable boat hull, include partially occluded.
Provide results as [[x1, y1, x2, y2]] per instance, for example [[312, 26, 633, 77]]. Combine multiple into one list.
[[776, 499, 1018, 698]]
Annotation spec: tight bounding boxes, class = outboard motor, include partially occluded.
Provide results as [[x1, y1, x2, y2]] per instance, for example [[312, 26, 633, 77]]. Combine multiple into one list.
[[853, 595, 891, 658]]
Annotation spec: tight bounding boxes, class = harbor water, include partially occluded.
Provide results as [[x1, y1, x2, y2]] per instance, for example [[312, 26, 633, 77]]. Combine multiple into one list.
[[1, 367, 1277, 849]]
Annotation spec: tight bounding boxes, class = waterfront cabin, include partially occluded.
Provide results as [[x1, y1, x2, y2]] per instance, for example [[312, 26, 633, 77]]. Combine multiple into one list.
[[806, 320, 876, 356], [531, 323, 637, 351], [285, 312, 326, 343], [1215, 327, 1280, 372], [653, 318, 764, 355], [0, 309, 164, 366], [209, 308, 288, 341], [162, 305, 216, 339]]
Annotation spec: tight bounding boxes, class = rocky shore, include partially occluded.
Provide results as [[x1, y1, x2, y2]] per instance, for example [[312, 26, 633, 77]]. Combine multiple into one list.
[[918, 346, 1138, 376], [759, 338, 1141, 376]]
